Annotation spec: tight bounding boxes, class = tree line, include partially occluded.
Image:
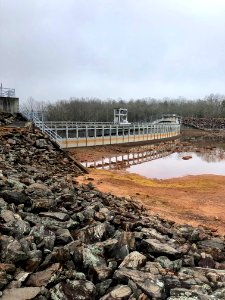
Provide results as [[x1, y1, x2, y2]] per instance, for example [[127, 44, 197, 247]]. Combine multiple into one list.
[[24, 94, 225, 122]]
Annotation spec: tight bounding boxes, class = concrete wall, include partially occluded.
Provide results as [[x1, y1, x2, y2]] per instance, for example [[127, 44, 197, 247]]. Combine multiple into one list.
[[59, 128, 180, 148], [0, 97, 19, 114]]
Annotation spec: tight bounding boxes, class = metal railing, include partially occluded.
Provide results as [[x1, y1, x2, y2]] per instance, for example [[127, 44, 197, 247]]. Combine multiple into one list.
[[0, 86, 15, 97], [21, 110, 63, 146], [21, 110, 181, 149], [44, 121, 163, 129]]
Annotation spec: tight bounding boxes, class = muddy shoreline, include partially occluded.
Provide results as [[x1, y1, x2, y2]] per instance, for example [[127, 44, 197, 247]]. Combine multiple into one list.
[[71, 129, 225, 235]]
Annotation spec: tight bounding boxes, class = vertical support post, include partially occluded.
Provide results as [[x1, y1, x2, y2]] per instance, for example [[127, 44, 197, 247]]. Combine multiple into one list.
[[66, 125, 68, 148], [122, 126, 124, 143], [86, 125, 88, 147], [76, 125, 78, 147], [128, 126, 130, 142], [94, 125, 97, 146], [41, 111, 44, 133]]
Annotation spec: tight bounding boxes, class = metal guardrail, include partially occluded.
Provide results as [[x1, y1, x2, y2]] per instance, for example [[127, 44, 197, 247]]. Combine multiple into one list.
[[21, 110, 63, 146], [0, 87, 15, 97], [21, 110, 181, 149], [44, 121, 163, 129]]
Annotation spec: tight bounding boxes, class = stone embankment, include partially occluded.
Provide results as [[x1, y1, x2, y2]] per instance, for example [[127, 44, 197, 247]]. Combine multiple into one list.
[[0, 113, 225, 299], [182, 117, 225, 130]]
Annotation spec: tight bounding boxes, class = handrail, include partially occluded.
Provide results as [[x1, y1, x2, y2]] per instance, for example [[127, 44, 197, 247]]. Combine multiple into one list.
[[21, 110, 62, 146], [44, 121, 179, 128], [0, 87, 15, 97]]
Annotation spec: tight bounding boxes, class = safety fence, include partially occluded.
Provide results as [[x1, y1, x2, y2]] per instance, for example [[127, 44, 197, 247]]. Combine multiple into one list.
[[21, 111, 181, 148]]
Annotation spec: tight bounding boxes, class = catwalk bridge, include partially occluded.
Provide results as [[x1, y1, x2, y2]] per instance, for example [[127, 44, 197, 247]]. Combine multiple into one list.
[[22, 110, 181, 149]]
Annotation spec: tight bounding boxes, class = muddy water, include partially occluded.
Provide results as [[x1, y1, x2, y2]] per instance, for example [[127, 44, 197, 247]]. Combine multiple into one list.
[[83, 137, 225, 179], [127, 151, 225, 179]]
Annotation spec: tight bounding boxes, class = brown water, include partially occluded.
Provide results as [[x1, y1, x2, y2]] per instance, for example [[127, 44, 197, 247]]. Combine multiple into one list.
[[127, 151, 225, 179], [83, 138, 225, 179]]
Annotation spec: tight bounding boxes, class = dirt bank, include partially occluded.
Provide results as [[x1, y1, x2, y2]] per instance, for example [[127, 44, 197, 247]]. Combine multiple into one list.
[[73, 129, 225, 235], [78, 170, 225, 235]]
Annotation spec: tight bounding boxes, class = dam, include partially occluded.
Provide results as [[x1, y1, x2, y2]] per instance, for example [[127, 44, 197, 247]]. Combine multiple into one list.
[[22, 109, 181, 148]]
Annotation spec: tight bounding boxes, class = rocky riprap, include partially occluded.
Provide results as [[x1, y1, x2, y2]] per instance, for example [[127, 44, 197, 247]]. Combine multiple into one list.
[[0, 112, 25, 127], [182, 117, 225, 130], [0, 116, 225, 299]]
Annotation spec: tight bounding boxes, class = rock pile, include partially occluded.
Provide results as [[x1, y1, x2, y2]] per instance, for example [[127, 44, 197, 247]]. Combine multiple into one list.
[[0, 117, 225, 299], [182, 117, 225, 130], [0, 112, 25, 127]]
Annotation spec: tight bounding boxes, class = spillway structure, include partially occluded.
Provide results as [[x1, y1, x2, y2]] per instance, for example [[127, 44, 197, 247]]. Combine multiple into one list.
[[22, 110, 181, 149]]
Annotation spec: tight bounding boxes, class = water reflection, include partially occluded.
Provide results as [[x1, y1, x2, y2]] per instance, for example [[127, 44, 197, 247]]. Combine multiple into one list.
[[83, 138, 225, 179], [83, 142, 178, 170], [127, 152, 225, 179]]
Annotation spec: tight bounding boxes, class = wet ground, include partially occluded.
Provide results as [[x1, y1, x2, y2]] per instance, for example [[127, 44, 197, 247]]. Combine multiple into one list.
[[72, 129, 225, 234]]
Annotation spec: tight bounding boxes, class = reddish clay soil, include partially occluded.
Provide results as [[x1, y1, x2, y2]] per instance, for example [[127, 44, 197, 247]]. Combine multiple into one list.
[[72, 130, 225, 235], [77, 170, 225, 235]]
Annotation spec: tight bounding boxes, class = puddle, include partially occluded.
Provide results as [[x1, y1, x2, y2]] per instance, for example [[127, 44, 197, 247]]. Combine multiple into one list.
[[82, 138, 225, 179], [126, 151, 225, 179]]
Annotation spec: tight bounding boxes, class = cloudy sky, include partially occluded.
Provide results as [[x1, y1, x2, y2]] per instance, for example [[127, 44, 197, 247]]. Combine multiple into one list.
[[1, 0, 225, 102]]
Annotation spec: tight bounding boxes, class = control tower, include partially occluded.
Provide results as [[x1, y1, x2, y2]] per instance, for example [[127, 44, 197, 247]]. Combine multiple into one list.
[[0, 84, 19, 113], [113, 108, 130, 124]]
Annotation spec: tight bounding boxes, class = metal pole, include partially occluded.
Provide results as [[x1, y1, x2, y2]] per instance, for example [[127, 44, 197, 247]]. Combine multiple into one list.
[[66, 125, 68, 148]]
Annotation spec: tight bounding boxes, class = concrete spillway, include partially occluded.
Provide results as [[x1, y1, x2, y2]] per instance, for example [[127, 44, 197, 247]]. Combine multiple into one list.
[[44, 122, 180, 148], [21, 111, 181, 148]]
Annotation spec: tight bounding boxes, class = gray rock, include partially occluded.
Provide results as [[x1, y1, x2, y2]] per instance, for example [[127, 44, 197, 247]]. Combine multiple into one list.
[[210, 287, 225, 299], [1, 209, 20, 223], [55, 228, 73, 244], [96, 279, 112, 296], [119, 251, 147, 269], [30, 225, 56, 251], [75, 222, 114, 244], [35, 139, 48, 148], [168, 288, 210, 300], [141, 238, 180, 257], [156, 256, 174, 270], [50, 279, 96, 300], [31, 197, 56, 211], [25, 250, 43, 272], [1, 287, 43, 300], [0, 271, 12, 289], [197, 238, 224, 250], [0, 235, 28, 263], [27, 183, 52, 197], [7, 271, 30, 289], [100, 284, 132, 300], [0, 190, 31, 206], [26, 263, 60, 287], [39, 211, 70, 221], [83, 247, 112, 281], [109, 231, 135, 260], [114, 268, 165, 299]]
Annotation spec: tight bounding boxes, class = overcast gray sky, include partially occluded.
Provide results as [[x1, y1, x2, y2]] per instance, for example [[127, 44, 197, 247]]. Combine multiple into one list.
[[1, 0, 225, 102]]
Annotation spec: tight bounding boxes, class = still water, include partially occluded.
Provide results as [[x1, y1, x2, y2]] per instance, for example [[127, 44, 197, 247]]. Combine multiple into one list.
[[84, 138, 225, 179], [127, 151, 225, 179]]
